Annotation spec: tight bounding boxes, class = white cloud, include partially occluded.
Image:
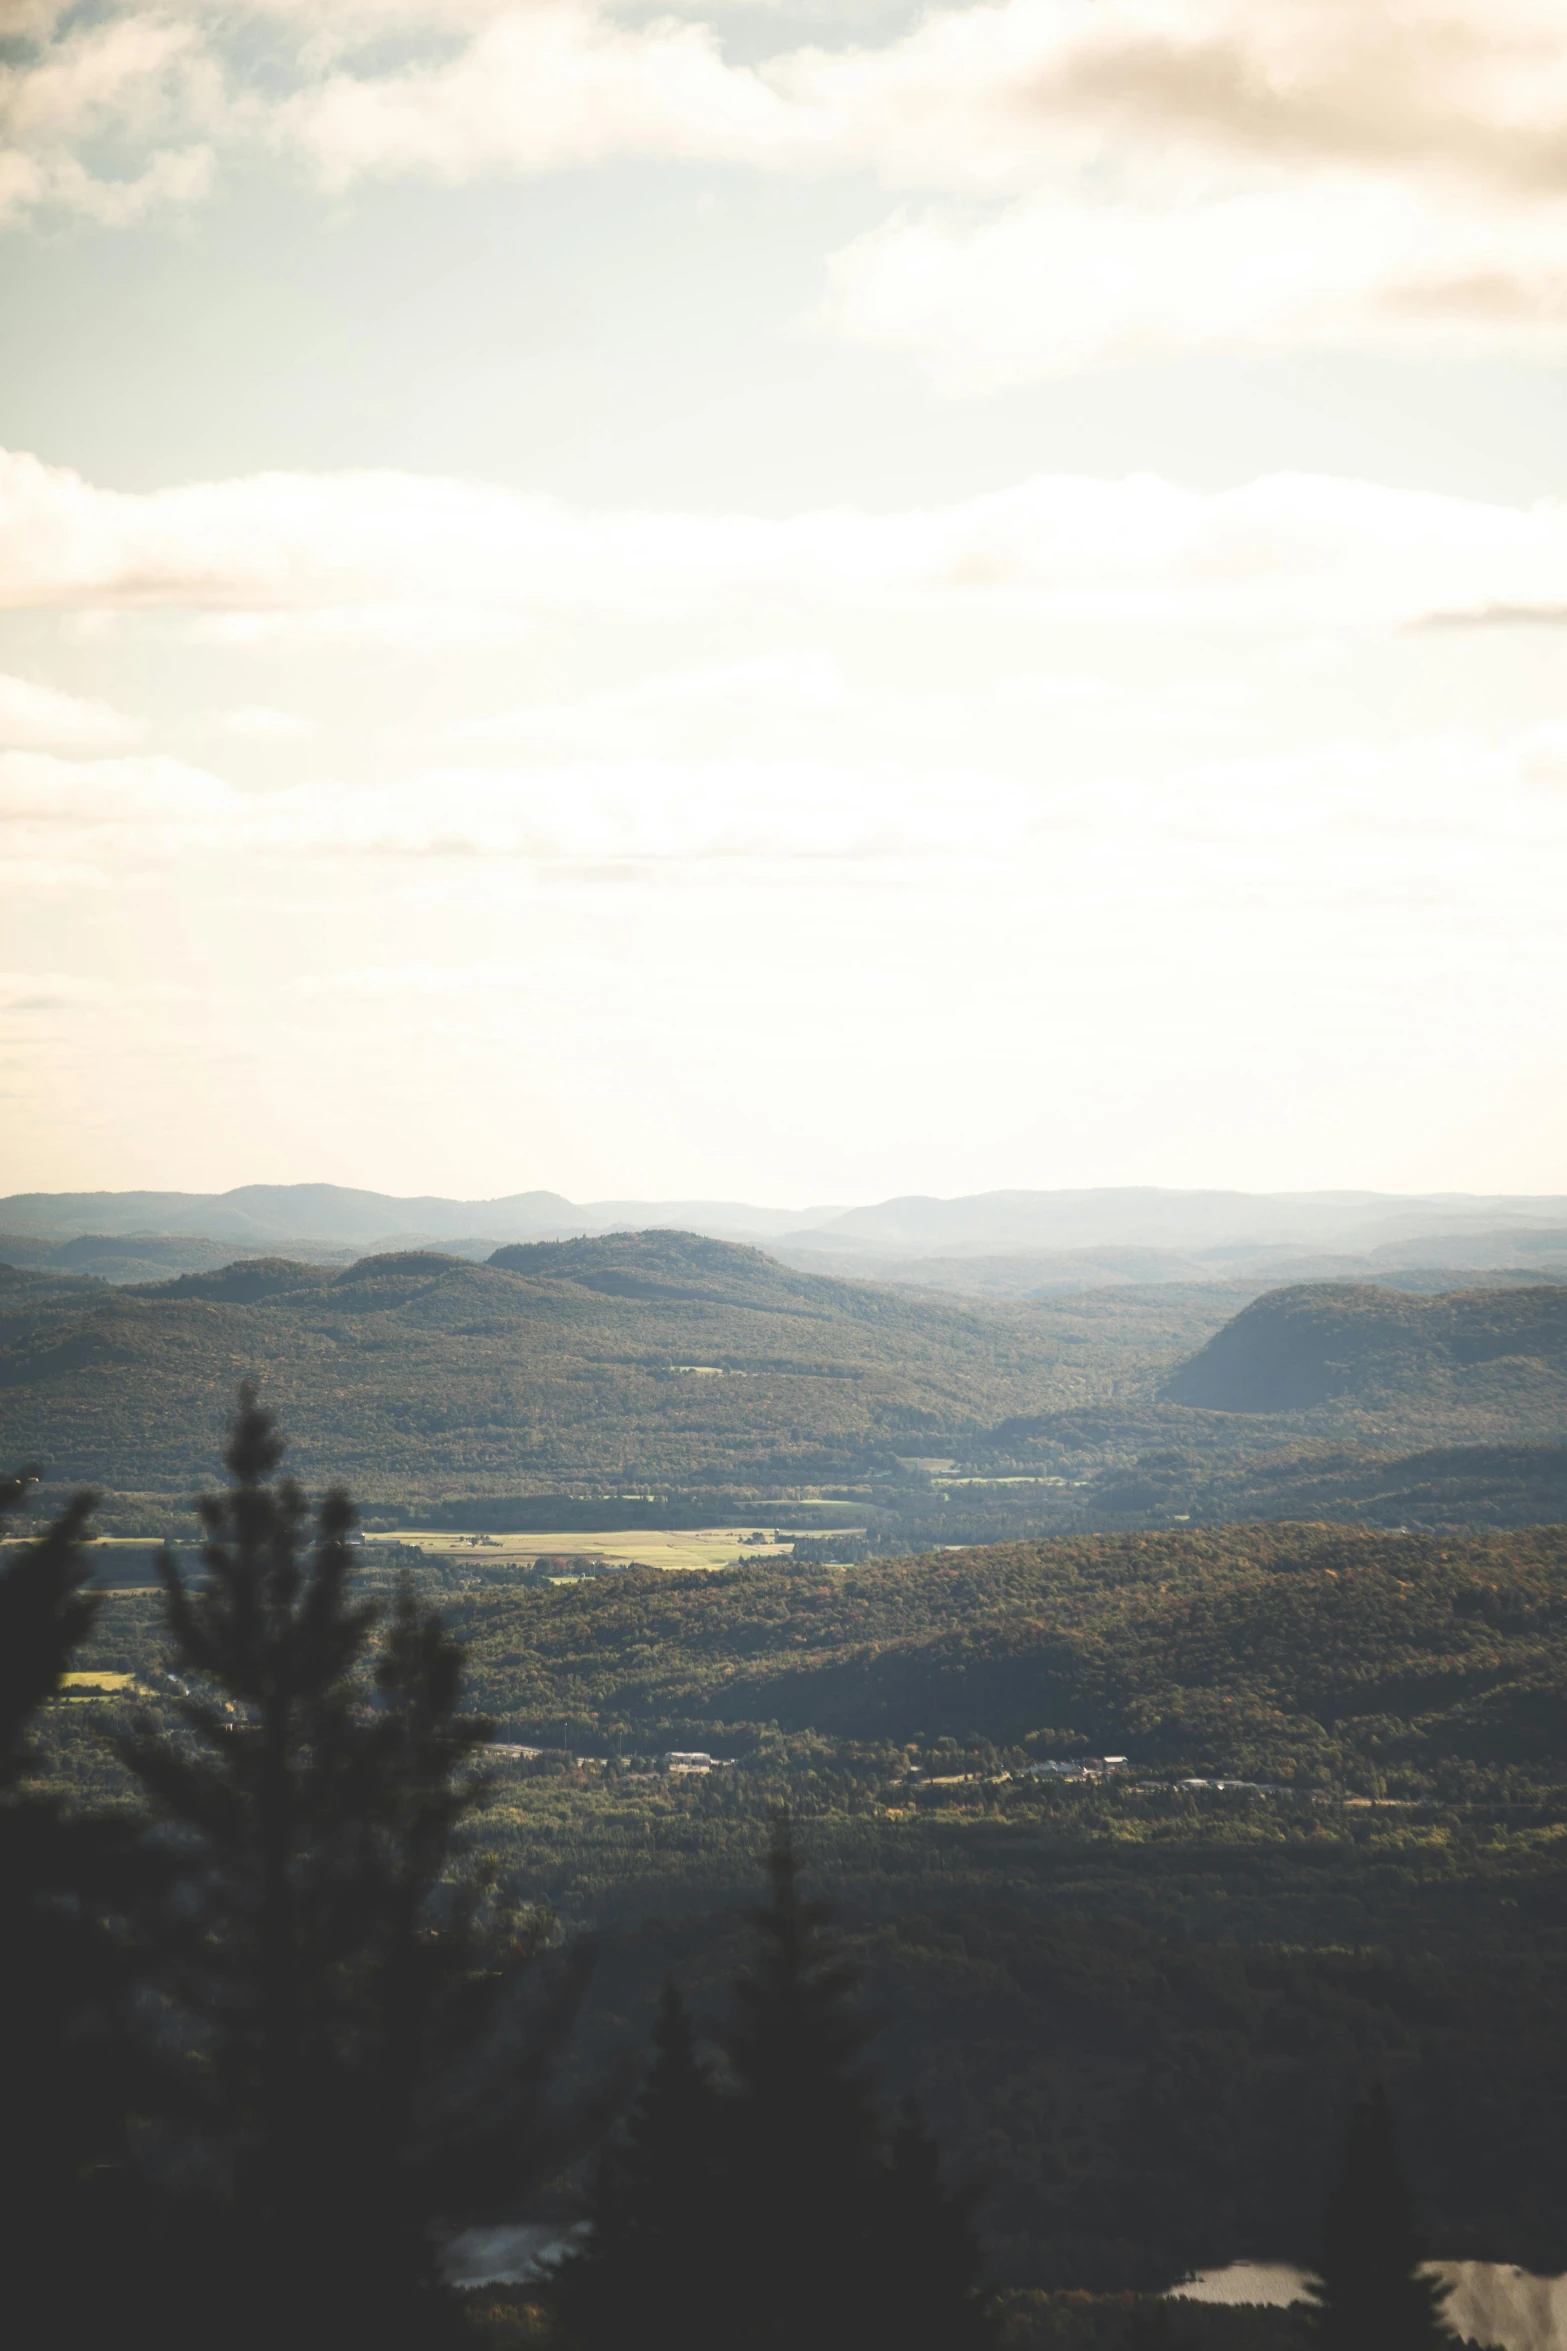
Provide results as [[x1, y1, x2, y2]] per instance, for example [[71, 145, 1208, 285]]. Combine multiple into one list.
[[188, 602, 532, 649], [287, 960, 553, 999], [820, 175, 1567, 389], [0, 750, 236, 844], [0, 137, 214, 227], [5, 3, 1567, 364], [5, 721, 1565, 890], [0, 968, 108, 1016], [450, 655, 1253, 766], [790, 0, 1567, 378], [192, 0, 1567, 205], [212, 704, 319, 741], [773, 0, 1567, 200], [269, 4, 799, 187], [0, 670, 141, 749], [453, 653, 850, 758], [0, 745, 1012, 869], [0, 9, 218, 225], [3, 444, 1566, 632]]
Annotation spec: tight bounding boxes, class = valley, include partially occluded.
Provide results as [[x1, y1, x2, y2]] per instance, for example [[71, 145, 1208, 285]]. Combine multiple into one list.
[[10, 1214, 1567, 2315], [3, 1229, 1566, 1550]]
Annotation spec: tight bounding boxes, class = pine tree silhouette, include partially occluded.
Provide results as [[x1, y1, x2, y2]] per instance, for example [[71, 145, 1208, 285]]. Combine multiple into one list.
[[719, 1812, 886, 2351], [0, 1469, 96, 1758], [0, 1471, 151, 2347], [714, 1813, 994, 2351], [1119, 2299, 1203, 2351], [876, 2097, 993, 2351], [554, 1982, 728, 2351], [121, 1388, 584, 2351], [1308, 2083, 1455, 2351]]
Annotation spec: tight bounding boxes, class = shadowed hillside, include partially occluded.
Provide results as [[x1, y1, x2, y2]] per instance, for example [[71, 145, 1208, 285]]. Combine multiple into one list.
[[1077, 1438, 1567, 1532], [438, 1520, 1567, 1785], [1164, 1282, 1567, 1427]]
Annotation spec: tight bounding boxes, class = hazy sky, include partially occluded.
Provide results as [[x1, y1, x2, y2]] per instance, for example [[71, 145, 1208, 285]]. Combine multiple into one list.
[[2, 0, 1565, 1205]]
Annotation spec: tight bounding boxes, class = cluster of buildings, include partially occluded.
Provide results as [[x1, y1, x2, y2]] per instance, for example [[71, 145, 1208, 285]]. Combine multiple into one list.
[[486, 1745, 735, 1774], [1021, 1756, 1295, 1797]]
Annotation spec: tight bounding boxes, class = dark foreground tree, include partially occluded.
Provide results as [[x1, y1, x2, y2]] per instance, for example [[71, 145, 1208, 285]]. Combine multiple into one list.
[[122, 1388, 587, 2351], [721, 1819, 991, 2349], [0, 1471, 150, 2346], [559, 1816, 991, 2351], [720, 1812, 888, 2350], [876, 2096, 992, 2351], [552, 1982, 728, 2350], [1307, 2084, 1455, 2351]]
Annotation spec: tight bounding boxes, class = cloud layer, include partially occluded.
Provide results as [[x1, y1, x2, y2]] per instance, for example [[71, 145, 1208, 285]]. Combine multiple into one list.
[[6, 723, 1565, 880], [6, 2, 1567, 373], [3, 444, 1566, 630], [0, 669, 142, 750]]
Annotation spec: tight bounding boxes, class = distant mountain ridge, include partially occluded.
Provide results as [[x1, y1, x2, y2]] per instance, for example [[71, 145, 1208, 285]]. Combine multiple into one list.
[[4, 1182, 1567, 1285], [0, 1183, 842, 1247]]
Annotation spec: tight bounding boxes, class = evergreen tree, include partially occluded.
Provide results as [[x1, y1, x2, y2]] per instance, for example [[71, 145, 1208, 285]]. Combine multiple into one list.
[[0, 1471, 149, 2346], [1119, 2301, 1203, 2351], [716, 1814, 994, 2351], [121, 1388, 581, 2351], [719, 1813, 885, 2351], [0, 1469, 96, 1754], [1307, 2084, 1455, 2351], [553, 1982, 728, 2351], [876, 2097, 992, 2351]]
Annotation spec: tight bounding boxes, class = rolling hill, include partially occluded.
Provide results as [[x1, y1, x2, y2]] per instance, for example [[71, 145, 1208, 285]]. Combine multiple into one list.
[[7, 1241, 1567, 1530], [0, 1229, 1125, 1502], [441, 1519, 1567, 1784], [1163, 1281, 1567, 1432]]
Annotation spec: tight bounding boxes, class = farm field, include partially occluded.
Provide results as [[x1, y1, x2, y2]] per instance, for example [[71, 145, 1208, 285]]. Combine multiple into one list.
[[366, 1524, 863, 1572]]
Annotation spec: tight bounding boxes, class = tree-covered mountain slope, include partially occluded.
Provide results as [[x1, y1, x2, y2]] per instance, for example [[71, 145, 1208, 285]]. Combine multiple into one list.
[[1073, 1438, 1567, 1532], [1163, 1281, 1567, 1430], [442, 1520, 1567, 1787], [0, 1230, 1124, 1497]]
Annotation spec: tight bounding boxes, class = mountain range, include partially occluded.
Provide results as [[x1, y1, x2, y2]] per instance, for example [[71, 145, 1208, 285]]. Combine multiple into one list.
[[3, 1230, 1566, 1536], [5, 1182, 1567, 1294], [0, 1230, 1103, 1504]]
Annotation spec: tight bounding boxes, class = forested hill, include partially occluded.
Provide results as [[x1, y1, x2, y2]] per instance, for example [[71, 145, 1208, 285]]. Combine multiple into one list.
[[1164, 1281, 1567, 1430], [443, 1519, 1567, 1790], [0, 1229, 1116, 1497], [485, 1228, 842, 1303]]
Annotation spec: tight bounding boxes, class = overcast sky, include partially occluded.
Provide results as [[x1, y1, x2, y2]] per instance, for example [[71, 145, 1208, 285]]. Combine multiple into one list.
[[2, 0, 1564, 1205]]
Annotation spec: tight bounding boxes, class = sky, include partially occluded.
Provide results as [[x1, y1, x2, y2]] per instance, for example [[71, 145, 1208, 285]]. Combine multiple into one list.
[[1, 0, 1565, 1207]]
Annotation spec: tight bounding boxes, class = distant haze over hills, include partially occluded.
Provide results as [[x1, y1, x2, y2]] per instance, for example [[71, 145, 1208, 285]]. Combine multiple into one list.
[[0, 1183, 843, 1248], [4, 1183, 1567, 1297], [795, 1188, 1567, 1256], [0, 1229, 1109, 1499], [2, 1229, 1564, 1535]]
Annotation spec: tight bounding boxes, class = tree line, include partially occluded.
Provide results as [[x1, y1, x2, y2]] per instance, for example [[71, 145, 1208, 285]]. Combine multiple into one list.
[[3, 1391, 1472, 2349]]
